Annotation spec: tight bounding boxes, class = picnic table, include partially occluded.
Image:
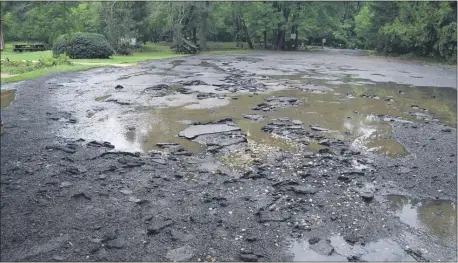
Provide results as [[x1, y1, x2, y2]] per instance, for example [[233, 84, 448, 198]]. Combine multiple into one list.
[[13, 44, 46, 52]]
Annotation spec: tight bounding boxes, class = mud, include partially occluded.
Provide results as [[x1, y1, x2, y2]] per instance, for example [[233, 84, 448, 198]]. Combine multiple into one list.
[[0, 89, 15, 109], [0, 49, 456, 261]]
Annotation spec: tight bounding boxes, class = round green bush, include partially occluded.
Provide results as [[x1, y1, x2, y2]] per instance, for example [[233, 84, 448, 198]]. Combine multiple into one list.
[[52, 33, 114, 59]]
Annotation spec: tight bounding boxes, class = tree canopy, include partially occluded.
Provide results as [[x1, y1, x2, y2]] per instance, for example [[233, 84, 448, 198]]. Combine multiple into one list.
[[1, 1, 456, 60]]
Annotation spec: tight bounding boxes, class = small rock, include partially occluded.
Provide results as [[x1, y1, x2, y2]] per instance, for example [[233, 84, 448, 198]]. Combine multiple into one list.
[[360, 192, 374, 202], [147, 219, 174, 235], [308, 237, 321, 245], [240, 253, 258, 262], [442, 128, 452, 132], [245, 236, 257, 242], [105, 238, 127, 249], [115, 85, 124, 90], [60, 181, 73, 188], [347, 255, 364, 262], [344, 234, 359, 245], [310, 239, 334, 255], [311, 126, 328, 132], [166, 245, 195, 262], [337, 176, 351, 183], [318, 139, 331, 146], [292, 185, 317, 195], [120, 189, 133, 195], [52, 255, 65, 261], [72, 192, 91, 200]]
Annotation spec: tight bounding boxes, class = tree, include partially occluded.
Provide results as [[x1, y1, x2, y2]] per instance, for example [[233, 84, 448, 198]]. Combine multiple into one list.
[[99, 1, 138, 54]]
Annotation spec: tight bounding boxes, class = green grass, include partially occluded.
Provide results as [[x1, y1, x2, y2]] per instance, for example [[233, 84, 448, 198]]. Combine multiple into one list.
[[0, 41, 259, 83], [1, 64, 101, 83]]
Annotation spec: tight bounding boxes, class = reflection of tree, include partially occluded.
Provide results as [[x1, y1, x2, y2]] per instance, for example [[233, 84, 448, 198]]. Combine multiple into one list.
[[387, 195, 410, 213], [417, 201, 457, 242], [124, 129, 136, 144]]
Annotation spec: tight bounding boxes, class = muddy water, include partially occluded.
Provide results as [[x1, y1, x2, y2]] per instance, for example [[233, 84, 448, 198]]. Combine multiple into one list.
[[62, 76, 456, 158], [135, 88, 419, 156], [273, 74, 457, 127], [0, 90, 15, 109], [290, 235, 416, 261], [385, 195, 457, 244]]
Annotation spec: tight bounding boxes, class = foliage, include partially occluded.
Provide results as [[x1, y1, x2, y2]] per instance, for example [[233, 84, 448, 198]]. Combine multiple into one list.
[[52, 33, 114, 59], [1, 54, 72, 74], [1, 1, 456, 61], [99, 1, 139, 55]]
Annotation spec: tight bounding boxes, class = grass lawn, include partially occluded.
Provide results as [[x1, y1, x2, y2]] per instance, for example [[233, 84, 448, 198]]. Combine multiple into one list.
[[1, 64, 102, 83], [0, 41, 257, 83]]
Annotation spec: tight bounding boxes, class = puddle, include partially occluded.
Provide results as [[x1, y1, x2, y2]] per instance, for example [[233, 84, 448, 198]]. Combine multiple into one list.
[[269, 74, 457, 127], [290, 236, 415, 261], [71, 87, 438, 156], [364, 139, 409, 157], [385, 195, 457, 243], [1, 89, 16, 109], [170, 60, 185, 68], [95, 95, 111, 102], [58, 69, 456, 156], [124, 88, 411, 156]]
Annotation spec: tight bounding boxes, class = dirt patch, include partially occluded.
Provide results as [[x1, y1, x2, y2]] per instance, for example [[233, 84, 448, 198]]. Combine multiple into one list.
[[1, 73, 17, 79]]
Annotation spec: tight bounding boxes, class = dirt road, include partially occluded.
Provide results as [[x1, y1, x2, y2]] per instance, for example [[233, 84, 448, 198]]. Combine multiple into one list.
[[1, 49, 456, 261]]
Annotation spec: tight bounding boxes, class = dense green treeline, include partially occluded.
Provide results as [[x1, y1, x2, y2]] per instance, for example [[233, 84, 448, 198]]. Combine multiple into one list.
[[1, 1, 456, 61]]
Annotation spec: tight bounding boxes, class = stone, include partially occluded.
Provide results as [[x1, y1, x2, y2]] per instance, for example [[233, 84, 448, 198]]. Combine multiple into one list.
[[147, 219, 174, 234], [337, 176, 351, 183], [442, 128, 452, 132], [256, 209, 290, 223], [240, 253, 258, 262], [245, 236, 257, 242], [115, 85, 124, 90], [308, 237, 321, 245], [60, 181, 73, 188], [242, 114, 266, 122], [151, 158, 167, 165], [310, 126, 328, 132], [360, 192, 374, 201], [105, 238, 127, 249], [20, 234, 70, 260], [52, 255, 65, 261], [347, 255, 364, 262], [166, 245, 195, 262], [72, 192, 91, 200], [178, 124, 241, 139], [310, 239, 334, 256], [344, 234, 359, 245], [318, 139, 331, 146], [120, 189, 133, 195], [292, 185, 317, 195]]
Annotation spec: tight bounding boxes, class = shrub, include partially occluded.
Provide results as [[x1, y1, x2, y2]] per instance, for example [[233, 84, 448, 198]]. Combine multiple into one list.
[[1, 54, 72, 74], [115, 42, 133, 55], [52, 33, 114, 59]]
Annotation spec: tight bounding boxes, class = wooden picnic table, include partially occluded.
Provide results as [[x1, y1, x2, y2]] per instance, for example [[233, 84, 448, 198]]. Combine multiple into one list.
[[13, 44, 46, 52]]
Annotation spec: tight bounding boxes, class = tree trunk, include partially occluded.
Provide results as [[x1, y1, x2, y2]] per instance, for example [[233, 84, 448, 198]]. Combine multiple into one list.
[[241, 18, 253, 49], [263, 30, 267, 49], [192, 28, 197, 44], [199, 1, 209, 51]]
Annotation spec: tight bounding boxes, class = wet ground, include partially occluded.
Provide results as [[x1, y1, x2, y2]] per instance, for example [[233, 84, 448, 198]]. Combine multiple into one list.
[[1, 49, 456, 261]]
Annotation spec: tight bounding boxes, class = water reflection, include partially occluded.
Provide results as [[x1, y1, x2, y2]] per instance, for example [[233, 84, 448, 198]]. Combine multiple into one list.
[[290, 236, 414, 262], [1, 90, 16, 109], [386, 195, 457, 243]]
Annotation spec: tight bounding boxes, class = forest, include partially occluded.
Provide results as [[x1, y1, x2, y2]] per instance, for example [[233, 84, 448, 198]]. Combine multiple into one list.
[[1, 1, 457, 61]]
